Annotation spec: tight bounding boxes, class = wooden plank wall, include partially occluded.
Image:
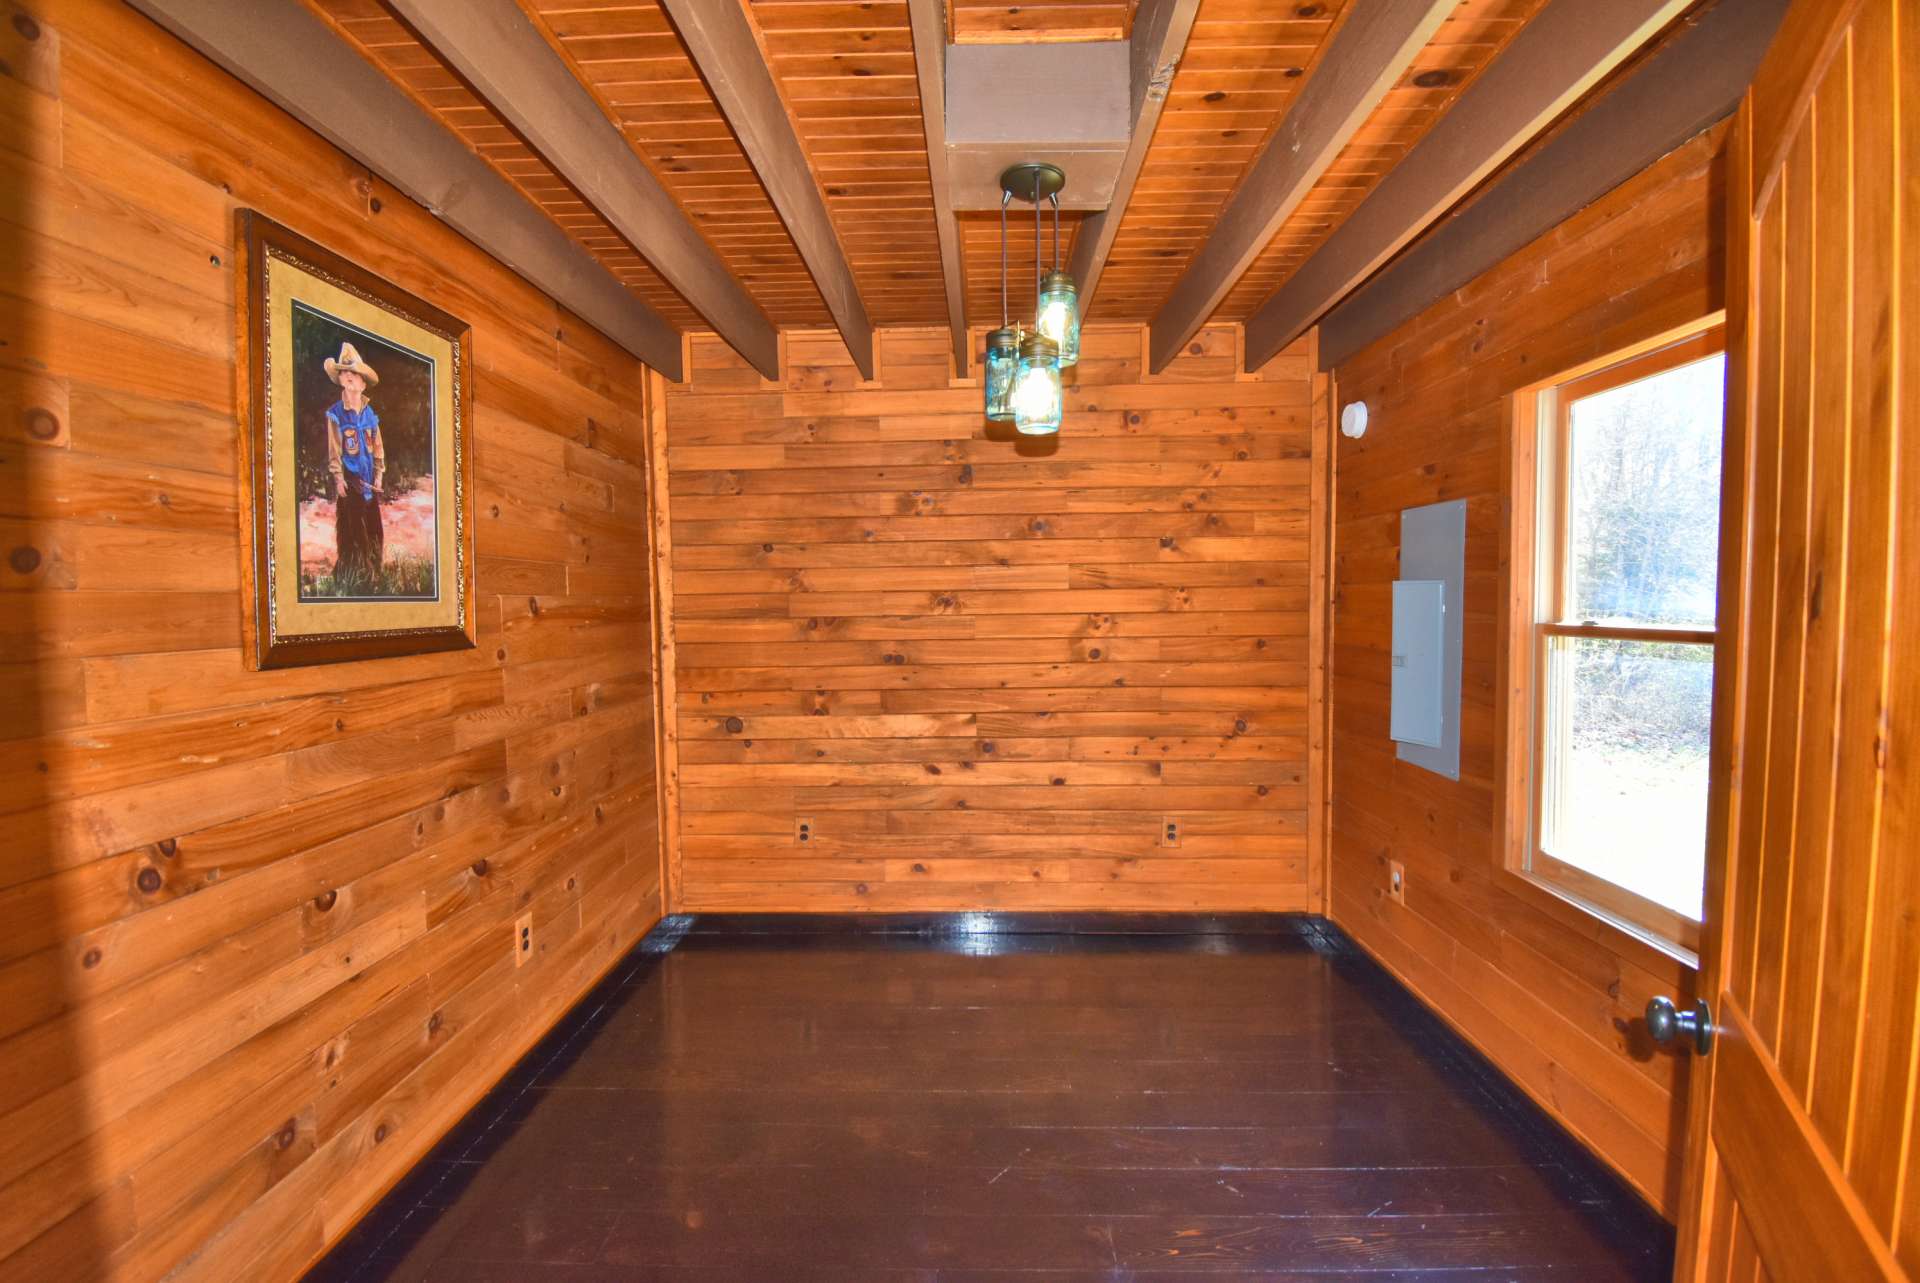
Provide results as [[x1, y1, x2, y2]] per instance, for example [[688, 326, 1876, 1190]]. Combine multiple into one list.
[[0, 4, 663, 1281], [1327, 128, 1726, 1216], [660, 324, 1321, 912]]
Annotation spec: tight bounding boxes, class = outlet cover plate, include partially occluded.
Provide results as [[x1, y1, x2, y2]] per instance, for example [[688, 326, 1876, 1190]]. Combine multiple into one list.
[[514, 912, 534, 967]]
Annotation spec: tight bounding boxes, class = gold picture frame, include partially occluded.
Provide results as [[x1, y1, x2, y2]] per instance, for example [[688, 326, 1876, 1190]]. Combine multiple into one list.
[[236, 211, 476, 668]]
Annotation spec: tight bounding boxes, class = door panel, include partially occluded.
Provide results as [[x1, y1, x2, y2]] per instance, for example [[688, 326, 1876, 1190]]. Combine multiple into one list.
[[1679, 0, 1915, 1278]]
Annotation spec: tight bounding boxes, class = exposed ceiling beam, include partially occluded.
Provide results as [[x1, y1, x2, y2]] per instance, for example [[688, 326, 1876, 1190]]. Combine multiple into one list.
[[1243, 0, 1694, 371], [125, 0, 686, 380], [385, 0, 781, 381], [1066, 0, 1202, 321], [1144, 0, 1451, 373], [905, 0, 969, 375], [659, 0, 876, 381], [1317, 0, 1789, 371]]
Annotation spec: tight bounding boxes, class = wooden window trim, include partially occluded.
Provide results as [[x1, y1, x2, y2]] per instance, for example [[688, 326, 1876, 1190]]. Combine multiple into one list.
[[1497, 316, 1727, 970]]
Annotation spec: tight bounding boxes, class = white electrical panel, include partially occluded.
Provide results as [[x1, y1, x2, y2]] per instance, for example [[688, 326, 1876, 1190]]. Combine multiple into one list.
[[1390, 579, 1446, 749]]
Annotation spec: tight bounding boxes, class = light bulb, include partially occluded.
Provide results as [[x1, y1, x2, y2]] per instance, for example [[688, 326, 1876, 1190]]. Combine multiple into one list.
[[1012, 333, 1062, 436], [1035, 271, 1079, 367], [1011, 365, 1056, 420], [1037, 299, 1072, 342]]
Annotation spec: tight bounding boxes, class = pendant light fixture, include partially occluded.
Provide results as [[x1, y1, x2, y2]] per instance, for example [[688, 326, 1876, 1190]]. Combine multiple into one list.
[[1012, 331, 1063, 435], [985, 163, 1078, 434], [1033, 183, 1079, 368], [983, 326, 1019, 421], [983, 191, 1018, 422], [1036, 267, 1080, 368]]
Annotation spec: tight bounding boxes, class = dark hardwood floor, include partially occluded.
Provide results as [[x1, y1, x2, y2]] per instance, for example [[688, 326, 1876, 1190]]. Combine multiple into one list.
[[306, 915, 1674, 1281]]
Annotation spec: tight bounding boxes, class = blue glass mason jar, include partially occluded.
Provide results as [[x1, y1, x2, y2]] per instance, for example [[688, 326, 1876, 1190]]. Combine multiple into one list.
[[983, 327, 1019, 421]]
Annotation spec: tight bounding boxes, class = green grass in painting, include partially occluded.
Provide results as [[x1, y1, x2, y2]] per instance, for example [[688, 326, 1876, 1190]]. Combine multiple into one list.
[[300, 554, 436, 599]]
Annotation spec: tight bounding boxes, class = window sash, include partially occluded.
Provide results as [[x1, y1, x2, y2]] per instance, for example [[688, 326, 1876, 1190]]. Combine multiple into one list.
[[1542, 621, 1715, 645], [1548, 327, 1725, 633], [1530, 623, 1712, 952]]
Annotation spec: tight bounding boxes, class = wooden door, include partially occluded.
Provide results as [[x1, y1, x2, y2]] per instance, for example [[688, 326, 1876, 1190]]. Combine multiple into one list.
[[1674, 0, 1916, 1278]]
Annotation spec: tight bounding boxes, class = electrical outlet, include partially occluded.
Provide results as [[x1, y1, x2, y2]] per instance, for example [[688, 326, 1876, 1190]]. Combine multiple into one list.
[[514, 912, 534, 966], [1161, 817, 1180, 848], [795, 816, 814, 845], [1388, 860, 1406, 905]]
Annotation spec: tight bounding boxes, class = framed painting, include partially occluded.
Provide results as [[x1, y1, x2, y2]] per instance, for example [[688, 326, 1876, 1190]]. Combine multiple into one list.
[[235, 211, 475, 668]]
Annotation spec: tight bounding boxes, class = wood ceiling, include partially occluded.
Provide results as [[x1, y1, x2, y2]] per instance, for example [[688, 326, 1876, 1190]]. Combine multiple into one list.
[[274, 0, 1717, 378]]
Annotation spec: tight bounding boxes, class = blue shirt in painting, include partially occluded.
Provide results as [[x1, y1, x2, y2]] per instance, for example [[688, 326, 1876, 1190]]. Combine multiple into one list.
[[328, 400, 381, 501]]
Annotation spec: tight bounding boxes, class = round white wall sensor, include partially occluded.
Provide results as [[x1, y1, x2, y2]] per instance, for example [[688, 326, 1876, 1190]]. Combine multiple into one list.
[[1340, 400, 1369, 439]]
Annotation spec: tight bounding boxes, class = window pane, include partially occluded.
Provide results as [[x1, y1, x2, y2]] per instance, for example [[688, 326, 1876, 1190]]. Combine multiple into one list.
[[1542, 636, 1711, 919], [1566, 353, 1724, 628]]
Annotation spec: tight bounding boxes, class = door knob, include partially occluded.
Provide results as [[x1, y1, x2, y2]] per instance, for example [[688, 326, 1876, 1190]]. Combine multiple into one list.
[[1646, 996, 1714, 1056]]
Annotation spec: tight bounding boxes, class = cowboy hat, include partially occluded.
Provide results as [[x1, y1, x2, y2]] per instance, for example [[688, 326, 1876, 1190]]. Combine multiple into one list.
[[323, 342, 380, 386]]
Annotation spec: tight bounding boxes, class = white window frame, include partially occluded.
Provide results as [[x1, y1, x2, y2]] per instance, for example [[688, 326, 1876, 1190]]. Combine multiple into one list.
[[1501, 321, 1726, 961]]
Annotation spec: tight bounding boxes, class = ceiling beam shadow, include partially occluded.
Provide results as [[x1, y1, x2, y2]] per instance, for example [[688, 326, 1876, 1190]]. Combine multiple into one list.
[[1145, 0, 1452, 374], [126, 0, 687, 379], [1243, 0, 1695, 371], [1317, 0, 1790, 371], [660, 0, 876, 381], [906, 0, 970, 375], [1066, 0, 1202, 325], [386, 0, 781, 381]]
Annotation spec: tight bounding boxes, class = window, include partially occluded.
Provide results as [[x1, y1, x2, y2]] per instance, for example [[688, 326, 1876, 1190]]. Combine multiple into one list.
[[1507, 326, 1725, 955]]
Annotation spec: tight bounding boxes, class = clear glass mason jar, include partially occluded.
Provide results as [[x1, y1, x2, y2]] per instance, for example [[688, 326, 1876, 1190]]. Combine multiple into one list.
[[1012, 332, 1062, 436], [1034, 270, 1079, 368]]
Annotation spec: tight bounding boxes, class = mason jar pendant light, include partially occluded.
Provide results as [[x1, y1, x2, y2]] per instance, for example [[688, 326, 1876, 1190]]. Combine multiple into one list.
[[987, 163, 1077, 432], [1012, 331, 1063, 435], [1036, 267, 1079, 368], [983, 327, 1018, 421], [982, 191, 1018, 421]]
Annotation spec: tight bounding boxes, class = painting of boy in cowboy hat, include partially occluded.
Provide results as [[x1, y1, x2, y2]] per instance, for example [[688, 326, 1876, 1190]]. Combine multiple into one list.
[[292, 306, 439, 603], [325, 341, 387, 591], [246, 213, 471, 667]]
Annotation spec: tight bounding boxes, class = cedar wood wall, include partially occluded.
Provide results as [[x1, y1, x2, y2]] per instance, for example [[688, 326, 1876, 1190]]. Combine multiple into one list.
[[1327, 128, 1726, 1216], [0, 1, 1733, 1275], [0, 4, 663, 1281], [658, 325, 1326, 913]]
